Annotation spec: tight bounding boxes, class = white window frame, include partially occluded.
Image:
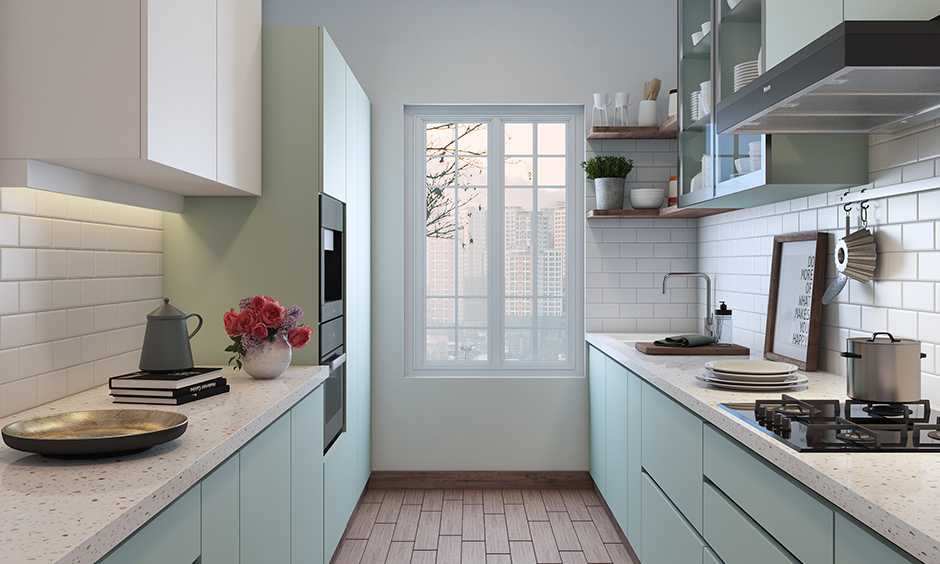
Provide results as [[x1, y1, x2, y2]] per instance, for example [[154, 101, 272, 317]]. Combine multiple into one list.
[[404, 105, 584, 378]]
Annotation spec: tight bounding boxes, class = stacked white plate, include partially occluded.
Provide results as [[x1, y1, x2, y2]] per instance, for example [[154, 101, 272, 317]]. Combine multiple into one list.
[[733, 60, 759, 92], [697, 359, 807, 391], [690, 91, 700, 121]]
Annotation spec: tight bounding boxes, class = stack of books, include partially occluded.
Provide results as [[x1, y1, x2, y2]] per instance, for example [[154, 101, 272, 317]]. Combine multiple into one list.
[[109, 367, 228, 405]]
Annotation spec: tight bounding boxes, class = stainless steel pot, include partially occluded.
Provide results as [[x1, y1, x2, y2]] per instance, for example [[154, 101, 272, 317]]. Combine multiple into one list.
[[841, 332, 925, 403]]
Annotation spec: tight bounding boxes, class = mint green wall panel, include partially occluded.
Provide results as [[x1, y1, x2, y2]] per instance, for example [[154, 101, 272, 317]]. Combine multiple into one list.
[[605, 356, 629, 530], [704, 425, 832, 564], [703, 483, 799, 564], [588, 346, 607, 495], [641, 382, 703, 532], [98, 485, 201, 564], [292, 388, 324, 564], [354, 76, 372, 493], [324, 431, 358, 563], [202, 454, 240, 564], [835, 513, 920, 564], [641, 472, 706, 564], [241, 415, 292, 564]]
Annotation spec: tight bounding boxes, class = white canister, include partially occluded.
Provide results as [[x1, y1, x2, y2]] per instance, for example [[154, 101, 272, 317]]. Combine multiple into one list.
[[668, 176, 678, 206], [667, 89, 678, 120], [637, 100, 658, 126]]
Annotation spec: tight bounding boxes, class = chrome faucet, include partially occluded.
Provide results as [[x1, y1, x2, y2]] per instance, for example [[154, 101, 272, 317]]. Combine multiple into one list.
[[663, 272, 714, 337]]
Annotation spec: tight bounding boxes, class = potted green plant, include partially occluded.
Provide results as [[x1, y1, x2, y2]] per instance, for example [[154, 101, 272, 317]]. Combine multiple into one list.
[[580, 155, 634, 210]]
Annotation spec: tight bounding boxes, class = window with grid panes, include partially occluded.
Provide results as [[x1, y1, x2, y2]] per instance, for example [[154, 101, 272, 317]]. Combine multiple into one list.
[[405, 106, 583, 376]]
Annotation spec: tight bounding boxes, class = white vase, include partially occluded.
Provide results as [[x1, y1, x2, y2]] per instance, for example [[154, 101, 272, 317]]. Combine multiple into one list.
[[595, 177, 626, 210], [242, 334, 292, 379]]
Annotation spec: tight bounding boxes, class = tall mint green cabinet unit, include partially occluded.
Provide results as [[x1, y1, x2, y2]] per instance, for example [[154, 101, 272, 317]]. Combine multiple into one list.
[[163, 26, 372, 564], [677, 0, 868, 209], [587, 344, 920, 564]]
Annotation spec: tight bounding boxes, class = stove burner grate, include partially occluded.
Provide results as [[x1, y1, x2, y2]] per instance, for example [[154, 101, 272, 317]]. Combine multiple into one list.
[[838, 430, 876, 443], [862, 404, 911, 418]]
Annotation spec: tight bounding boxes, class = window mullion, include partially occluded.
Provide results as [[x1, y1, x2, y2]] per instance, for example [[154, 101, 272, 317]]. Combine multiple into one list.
[[490, 119, 505, 368], [530, 123, 539, 361]]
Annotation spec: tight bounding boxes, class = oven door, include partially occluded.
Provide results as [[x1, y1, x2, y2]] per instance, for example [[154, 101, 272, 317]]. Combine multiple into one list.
[[322, 349, 346, 453]]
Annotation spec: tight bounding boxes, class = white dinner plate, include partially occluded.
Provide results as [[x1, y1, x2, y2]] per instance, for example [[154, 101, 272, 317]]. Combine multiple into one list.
[[704, 367, 797, 382], [699, 373, 807, 386], [705, 359, 798, 375], [696, 375, 807, 392]]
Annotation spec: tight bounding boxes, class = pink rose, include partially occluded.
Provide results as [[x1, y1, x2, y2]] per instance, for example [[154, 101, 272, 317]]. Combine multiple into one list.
[[251, 323, 269, 340], [250, 295, 267, 310], [237, 308, 258, 334], [260, 300, 286, 328], [288, 326, 313, 349], [223, 309, 239, 337]]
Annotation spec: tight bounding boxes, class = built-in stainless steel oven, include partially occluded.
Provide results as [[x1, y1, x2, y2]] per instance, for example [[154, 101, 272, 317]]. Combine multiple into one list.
[[319, 194, 346, 453]]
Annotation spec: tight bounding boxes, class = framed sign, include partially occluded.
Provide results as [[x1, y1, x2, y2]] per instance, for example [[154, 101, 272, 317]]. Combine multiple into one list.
[[764, 232, 827, 371]]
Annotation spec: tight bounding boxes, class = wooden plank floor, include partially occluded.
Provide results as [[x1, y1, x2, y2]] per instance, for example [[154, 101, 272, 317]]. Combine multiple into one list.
[[335, 489, 635, 564]]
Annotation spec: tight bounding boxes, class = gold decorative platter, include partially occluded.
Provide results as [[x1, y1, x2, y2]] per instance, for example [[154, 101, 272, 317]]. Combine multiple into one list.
[[1, 409, 188, 458]]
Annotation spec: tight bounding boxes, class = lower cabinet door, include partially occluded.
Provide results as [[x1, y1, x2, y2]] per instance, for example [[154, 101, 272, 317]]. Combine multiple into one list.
[[241, 414, 292, 564], [324, 430, 358, 563], [704, 547, 725, 564], [703, 482, 799, 564], [640, 472, 706, 564], [835, 513, 921, 564], [98, 484, 201, 564], [605, 356, 629, 530], [202, 454, 240, 564], [292, 387, 325, 564], [588, 345, 607, 495]]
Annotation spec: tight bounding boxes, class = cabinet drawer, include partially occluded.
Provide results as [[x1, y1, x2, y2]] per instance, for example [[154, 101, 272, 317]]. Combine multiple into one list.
[[641, 382, 703, 532], [835, 513, 920, 564], [641, 472, 706, 564], [588, 346, 607, 495], [703, 425, 832, 564], [704, 482, 799, 564]]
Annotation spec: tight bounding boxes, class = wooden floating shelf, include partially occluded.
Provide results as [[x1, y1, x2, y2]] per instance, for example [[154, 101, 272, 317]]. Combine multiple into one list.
[[587, 206, 736, 219], [586, 116, 677, 139]]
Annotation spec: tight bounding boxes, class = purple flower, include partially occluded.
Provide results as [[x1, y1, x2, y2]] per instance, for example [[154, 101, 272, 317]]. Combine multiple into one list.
[[242, 333, 263, 353], [238, 297, 252, 310], [279, 305, 304, 332]]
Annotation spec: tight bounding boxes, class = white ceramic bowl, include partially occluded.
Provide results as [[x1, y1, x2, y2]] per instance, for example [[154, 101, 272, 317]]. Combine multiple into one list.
[[727, 0, 742, 9], [690, 173, 703, 191], [701, 21, 711, 35], [734, 158, 753, 174], [630, 188, 665, 209], [692, 31, 704, 45], [748, 141, 762, 154], [749, 157, 762, 171]]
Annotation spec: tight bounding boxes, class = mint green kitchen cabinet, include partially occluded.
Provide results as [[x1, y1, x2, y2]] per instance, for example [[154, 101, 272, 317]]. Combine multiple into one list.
[[324, 430, 359, 563], [97, 484, 201, 564], [588, 346, 607, 494], [292, 386, 325, 564], [202, 454, 241, 564], [704, 547, 724, 564], [322, 29, 347, 202], [703, 425, 832, 564], [641, 381, 703, 533], [835, 513, 921, 564], [240, 413, 292, 564], [703, 482, 799, 564], [641, 472, 707, 564]]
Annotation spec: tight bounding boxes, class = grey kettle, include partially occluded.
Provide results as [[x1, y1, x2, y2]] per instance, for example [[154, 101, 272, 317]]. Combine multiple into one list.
[[139, 298, 203, 372]]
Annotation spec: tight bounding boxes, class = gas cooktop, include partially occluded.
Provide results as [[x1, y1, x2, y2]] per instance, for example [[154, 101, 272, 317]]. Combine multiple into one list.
[[720, 395, 940, 452]]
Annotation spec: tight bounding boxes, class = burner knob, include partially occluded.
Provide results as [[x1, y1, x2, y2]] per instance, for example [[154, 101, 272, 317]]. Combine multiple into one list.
[[773, 411, 785, 430], [757, 405, 769, 422], [779, 415, 791, 431]]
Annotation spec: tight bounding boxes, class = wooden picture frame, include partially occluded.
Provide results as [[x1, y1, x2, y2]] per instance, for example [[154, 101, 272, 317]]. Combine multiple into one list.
[[763, 232, 828, 371]]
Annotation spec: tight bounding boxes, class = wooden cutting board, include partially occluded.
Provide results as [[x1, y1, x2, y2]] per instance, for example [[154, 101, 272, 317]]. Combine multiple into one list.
[[634, 342, 750, 355]]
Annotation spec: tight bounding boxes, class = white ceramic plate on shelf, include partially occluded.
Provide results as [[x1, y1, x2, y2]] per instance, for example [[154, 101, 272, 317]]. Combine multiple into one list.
[[696, 375, 807, 391], [705, 359, 798, 375], [699, 373, 807, 386], [704, 367, 797, 382]]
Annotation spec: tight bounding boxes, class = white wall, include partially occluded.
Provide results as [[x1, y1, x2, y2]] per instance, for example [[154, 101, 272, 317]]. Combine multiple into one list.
[[264, 0, 678, 470], [0, 188, 164, 417]]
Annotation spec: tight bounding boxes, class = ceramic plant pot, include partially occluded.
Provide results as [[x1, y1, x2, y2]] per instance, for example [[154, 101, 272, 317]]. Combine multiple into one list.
[[595, 177, 626, 210], [242, 334, 292, 379]]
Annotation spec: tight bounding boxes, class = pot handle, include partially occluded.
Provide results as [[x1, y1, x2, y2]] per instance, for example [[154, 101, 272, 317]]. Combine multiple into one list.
[[868, 331, 898, 342], [840, 352, 862, 359], [186, 313, 203, 340]]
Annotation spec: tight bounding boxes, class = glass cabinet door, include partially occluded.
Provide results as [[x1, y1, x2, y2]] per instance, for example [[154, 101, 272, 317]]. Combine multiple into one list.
[[677, 0, 714, 205]]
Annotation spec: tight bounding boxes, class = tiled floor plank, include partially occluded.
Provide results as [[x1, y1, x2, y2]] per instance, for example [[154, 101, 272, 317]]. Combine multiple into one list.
[[579, 489, 602, 506], [547, 512, 582, 551], [423, 490, 445, 511], [437, 535, 462, 564], [486, 555, 512, 564], [571, 522, 612, 564], [586, 506, 621, 544], [462, 541, 486, 564], [377, 490, 406, 523], [529, 521, 562, 563], [483, 513, 510, 554], [464, 489, 484, 504], [362, 489, 386, 504], [561, 490, 592, 521], [393, 504, 423, 542], [504, 504, 531, 541], [540, 490, 567, 512], [403, 490, 426, 505], [411, 550, 437, 564], [509, 541, 539, 564], [605, 543, 635, 564], [522, 489, 549, 521], [462, 503, 485, 541], [346, 502, 381, 540], [360, 523, 396, 564], [386, 542, 416, 564], [334, 539, 367, 564], [440, 499, 463, 536], [415, 511, 443, 550], [502, 489, 524, 504], [483, 489, 504, 514], [443, 489, 463, 500], [559, 551, 589, 564]]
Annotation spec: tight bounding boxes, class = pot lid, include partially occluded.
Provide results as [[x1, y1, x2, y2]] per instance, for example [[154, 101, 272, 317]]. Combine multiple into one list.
[[847, 331, 920, 345], [147, 298, 187, 320]]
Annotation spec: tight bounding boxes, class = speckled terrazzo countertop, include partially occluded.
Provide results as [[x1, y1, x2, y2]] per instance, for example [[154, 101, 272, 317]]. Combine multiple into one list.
[[0, 365, 328, 564], [587, 333, 940, 564]]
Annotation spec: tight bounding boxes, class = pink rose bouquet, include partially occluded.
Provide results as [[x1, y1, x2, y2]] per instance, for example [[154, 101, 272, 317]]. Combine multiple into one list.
[[223, 295, 311, 369]]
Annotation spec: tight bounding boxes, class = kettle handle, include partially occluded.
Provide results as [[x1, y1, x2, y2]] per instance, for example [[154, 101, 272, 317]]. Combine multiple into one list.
[[186, 313, 203, 340]]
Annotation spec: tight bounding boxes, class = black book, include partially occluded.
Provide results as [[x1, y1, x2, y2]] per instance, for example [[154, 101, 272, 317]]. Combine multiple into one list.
[[108, 367, 222, 390], [112, 384, 230, 405], [110, 377, 227, 398]]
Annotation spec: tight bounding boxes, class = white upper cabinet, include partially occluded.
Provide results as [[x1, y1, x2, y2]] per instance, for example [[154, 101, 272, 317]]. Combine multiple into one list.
[[321, 29, 347, 202], [0, 0, 261, 198]]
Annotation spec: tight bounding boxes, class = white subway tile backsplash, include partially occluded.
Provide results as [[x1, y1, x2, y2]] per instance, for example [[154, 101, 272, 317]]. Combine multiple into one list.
[[94, 304, 120, 332], [903, 281, 935, 312], [95, 251, 119, 278], [20, 216, 53, 247], [82, 279, 108, 306], [82, 223, 107, 249], [82, 333, 108, 363], [37, 249, 68, 279], [0, 282, 17, 314], [35, 191, 68, 219], [94, 200, 120, 225], [36, 369, 68, 405], [903, 222, 935, 250], [36, 310, 68, 342], [920, 190, 940, 221], [68, 250, 95, 278], [53, 337, 82, 370], [52, 279, 82, 309], [52, 219, 82, 249], [0, 187, 37, 215], [118, 303, 141, 328], [919, 252, 940, 281], [1, 248, 36, 280], [118, 253, 140, 276], [879, 252, 917, 280], [67, 363, 95, 395], [0, 377, 36, 418], [107, 225, 129, 251], [67, 196, 95, 222], [128, 228, 149, 252], [888, 194, 919, 224], [919, 312, 940, 344], [1, 313, 36, 348], [19, 342, 52, 377], [67, 306, 95, 337]]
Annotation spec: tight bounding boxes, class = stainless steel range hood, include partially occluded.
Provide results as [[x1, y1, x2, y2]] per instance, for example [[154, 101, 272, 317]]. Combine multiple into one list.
[[716, 20, 940, 135]]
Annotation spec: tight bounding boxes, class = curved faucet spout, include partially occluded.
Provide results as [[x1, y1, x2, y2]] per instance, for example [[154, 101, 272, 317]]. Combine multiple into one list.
[[662, 272, 714, 336]]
